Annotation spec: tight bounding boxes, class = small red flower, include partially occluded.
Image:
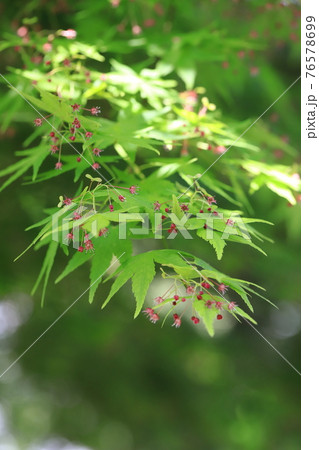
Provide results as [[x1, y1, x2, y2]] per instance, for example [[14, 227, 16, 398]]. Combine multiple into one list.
[[92, 147, 103, 156], [73, 212, 81, 220], [66, 232, 73, 240], [191, 316, 200, 324], [43, 42, 52, 53], [226, 219, 234, 226], [73, 118, 81, 128], [207, 196, 216, 204], [154, 296, 164, 304], [109, 204, 114, 212], [92, 163, 100, 170], [165, 208, 170, 213], [99, 227, 108, 237], [149, 312, 160, 324], [55, 162, 63, 170], [70, 136, 76, 141], [213, 145, 227, 155], [90, 106, 101, 116], [250, 66, 260, 77], [129, 185, 138, 194], [50, 145, 59, 154], [63, 197, 72, 205], [78, 246, 84, 252], [85, 131, 93, 138], [186, 286, 194, 294], [71, 103, 81, 111], [17, 26, 28, 37], [76, 157, 81, 162], [143, 307, 154, 317], [132, 24, 142, 35], [197, 295, 202, 300], [181, 297, 186, 302], [205, 300, 213, 308], [180, 203, 189, 211], [61, 29, 77, 39], [215, 301, 223, 310], [228, 302, 237, 311], [34, 118, 43, 127], [49, 131, 55, 137], [173, 295, 179, 301], [217, 314, 223, 320], [85, 239, 94, 251], [172, 314, 182, 328], [118, 195, 126, 202], [154, 201, 161, 211]]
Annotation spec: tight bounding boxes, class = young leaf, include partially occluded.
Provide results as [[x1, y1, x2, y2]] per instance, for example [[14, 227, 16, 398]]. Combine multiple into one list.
[[196, 228, 226, 260], [131, 253, 156, 318], [31, 240, 58, 306], [193, 298, 218, 337]]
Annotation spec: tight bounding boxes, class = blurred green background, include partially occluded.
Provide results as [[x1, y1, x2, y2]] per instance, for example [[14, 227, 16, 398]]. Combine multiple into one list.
[[0, 0, 300, 449]]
